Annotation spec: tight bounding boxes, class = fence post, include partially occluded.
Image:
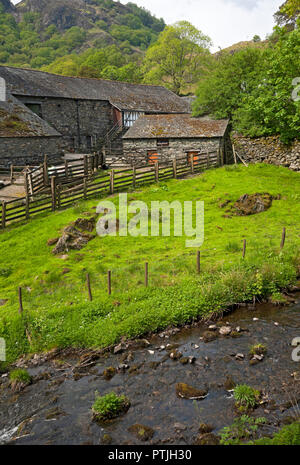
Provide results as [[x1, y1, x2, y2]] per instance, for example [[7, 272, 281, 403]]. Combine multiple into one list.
[[173, 159, 177, 179], [280, 227, 286, 250], [84, 155, 88, 177], [108, 270, 112, 295], [110, 169, 115, 194], [191, 155, 194, 174], [242, 239, 247, 259], [1, 201, 6, 229], [233, 144, 237, 164], [132, 166, 136, 189], [86, 273, 93, 301], [18, 287, 23, 314], [51, 176, 56, 211], [64, 160, 69, 181], [10, 164, 14, 184], [83, 176, 87, 200], [197, 250, 200, 274], [155, 161, 159, 183], [57, 184, 61, 209], [145, 262, 149, 287], [43, 155, 49, 187]]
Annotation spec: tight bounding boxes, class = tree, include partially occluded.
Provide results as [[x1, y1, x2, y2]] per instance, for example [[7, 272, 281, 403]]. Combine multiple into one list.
[[253, 35, 261, 42], [234, 22, 300, 143], [142, 21, 212, 95], [193, 47, 265, 119], [274, 0, 300, 30]]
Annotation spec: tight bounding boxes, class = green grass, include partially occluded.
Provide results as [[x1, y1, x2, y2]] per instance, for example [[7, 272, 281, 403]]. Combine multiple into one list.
[[0, 164, 299, 365], [234, 385, 261, 410], [9, 368, 31, 385], [248, 422, 300, 445], [92, 392, 130, 422]]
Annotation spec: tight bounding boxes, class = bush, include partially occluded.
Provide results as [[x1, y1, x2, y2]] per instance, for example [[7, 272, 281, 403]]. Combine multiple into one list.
[[9, 368, 31, 387]]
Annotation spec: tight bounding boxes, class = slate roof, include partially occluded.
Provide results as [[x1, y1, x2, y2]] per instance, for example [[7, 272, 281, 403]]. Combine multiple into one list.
[[0, 66, 189, 113], [123, 114, 229, 139], [0, 92, 61, 138]]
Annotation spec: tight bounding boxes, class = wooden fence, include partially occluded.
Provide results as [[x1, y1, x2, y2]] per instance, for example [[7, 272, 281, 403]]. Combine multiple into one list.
[[0, 150, 220, 229]]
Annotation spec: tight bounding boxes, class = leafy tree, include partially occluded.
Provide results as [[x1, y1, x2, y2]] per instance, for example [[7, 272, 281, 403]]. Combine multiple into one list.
[[274, 0, 300, 30], [193, 47, 265, 119], [234, 23, 300, 143], [143, 21, 212, 94]]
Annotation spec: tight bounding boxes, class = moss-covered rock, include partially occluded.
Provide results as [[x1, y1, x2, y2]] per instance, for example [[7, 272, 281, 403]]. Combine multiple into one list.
[[128, 424, 155, 441], [176, 383, 208, 400]]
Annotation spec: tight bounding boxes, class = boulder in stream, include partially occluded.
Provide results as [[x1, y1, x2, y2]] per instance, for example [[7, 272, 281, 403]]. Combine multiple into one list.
[[176, 383, 208, 400], [128, 424, 155, 441]]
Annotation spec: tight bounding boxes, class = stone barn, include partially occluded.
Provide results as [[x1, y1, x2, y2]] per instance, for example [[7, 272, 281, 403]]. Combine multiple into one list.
[[122, 114, 232, 166], [0, 66, 189, 166]]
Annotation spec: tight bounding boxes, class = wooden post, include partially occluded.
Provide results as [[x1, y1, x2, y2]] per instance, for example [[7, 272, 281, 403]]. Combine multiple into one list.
[[18, 287, 23, 314], [57, 184, 61, 209], [233, 144, 237, 164], [132, 166, 136, 189], [145, 262, 149, 287], [280, 227, 286, 250], [10, 165, 14, 184], [25, 193, 30, 220], [1, 201, 6, 229], [155, 161, 159, 183], [108, 270, 112, 295], [51, 176, 56, 211], [83, 177, 87, 200], [24, 168, 29, 196], [191, 155, 194, 174], [83, 155, 88, 177], [64, 160, 69, 180], [197, 250, 200, 274], [43, 155, 49, 187], [242, 239, 247, 259], [173, 158, 177, 179], [110, 170, 115, 194], [86, 273, 93, 301]]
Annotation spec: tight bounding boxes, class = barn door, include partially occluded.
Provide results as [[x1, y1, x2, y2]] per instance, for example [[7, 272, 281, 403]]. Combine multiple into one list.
[[187, 151, 199, 165], [148, 151, 159, 164]]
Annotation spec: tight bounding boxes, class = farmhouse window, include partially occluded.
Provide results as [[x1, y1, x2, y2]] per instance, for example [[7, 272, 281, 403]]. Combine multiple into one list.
[[123, 111, 143, 127], [157, 139, 169, 147], [25, 103, 42, 118], [147, 151, 159, 164]]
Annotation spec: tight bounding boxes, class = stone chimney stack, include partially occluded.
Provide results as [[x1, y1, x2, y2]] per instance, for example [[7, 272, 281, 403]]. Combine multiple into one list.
[[0, 77, 6, 102]]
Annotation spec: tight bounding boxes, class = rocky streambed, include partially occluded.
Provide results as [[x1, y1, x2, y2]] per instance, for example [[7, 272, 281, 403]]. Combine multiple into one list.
[[0, 298, 299, 445]]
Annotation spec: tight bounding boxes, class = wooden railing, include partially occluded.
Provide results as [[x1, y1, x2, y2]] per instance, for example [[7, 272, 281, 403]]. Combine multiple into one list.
[[0, 150, 221, 229]]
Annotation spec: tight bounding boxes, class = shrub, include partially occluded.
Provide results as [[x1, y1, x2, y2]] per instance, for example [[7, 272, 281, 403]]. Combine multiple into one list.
[[234, 384, 260, 410], [220, 415, 266, 445], [249, 343, 267, 356], [92, 392, 130, 422]]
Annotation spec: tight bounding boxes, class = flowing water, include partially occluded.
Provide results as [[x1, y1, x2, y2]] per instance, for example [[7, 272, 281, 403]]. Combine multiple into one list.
[[0, 299, 299, 445]]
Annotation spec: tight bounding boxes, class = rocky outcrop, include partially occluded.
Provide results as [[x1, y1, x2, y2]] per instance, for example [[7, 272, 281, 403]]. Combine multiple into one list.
[[232, 133, 300, 171]]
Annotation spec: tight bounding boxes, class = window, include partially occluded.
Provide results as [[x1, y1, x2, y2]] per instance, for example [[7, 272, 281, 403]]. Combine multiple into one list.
[[157, 139, 169, 147], [86, 136, 92, 150], [25, 103, 42, 118], [187, 151, 199, 165], [123, 111, 143, 127]]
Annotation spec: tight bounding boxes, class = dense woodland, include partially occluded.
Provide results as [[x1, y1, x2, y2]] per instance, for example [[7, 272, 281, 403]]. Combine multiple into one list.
[[0, 0, 299, 142]]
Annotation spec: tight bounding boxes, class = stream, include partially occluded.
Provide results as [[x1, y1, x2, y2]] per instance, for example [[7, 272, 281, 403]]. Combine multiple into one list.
[[0, 298, 299, 445]]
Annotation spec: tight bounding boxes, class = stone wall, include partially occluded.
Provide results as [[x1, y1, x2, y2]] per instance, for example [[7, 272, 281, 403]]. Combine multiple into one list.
[[232, 133, 300, 171], [122, 137, 224, 166], [17, 96, 113, 151], [0, 136, 67, 166]]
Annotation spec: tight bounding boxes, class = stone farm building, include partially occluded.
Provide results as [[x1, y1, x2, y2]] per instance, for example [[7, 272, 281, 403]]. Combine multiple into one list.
[[0, 66, 188, 166], [122, 114, 232, 166]]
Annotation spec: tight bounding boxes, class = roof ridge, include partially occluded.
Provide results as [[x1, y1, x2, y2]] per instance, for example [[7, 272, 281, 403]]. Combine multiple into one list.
[[0, 65, 174, 92]]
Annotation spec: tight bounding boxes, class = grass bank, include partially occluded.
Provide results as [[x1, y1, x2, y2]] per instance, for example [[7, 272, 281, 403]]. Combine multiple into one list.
[[0, 164, 299, 365]]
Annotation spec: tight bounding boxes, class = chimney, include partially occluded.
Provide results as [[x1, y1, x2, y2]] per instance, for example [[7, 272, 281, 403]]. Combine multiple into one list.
[[0, 77, 6, 102]]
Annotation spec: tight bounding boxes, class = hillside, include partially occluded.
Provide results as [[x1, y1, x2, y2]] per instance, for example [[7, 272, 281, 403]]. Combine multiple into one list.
[[0, 164, 299, 363], [0, 0, 165, 70]]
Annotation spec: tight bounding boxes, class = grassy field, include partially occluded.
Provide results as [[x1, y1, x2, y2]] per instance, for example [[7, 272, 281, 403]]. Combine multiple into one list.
[[0, 164, 300, 365]]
